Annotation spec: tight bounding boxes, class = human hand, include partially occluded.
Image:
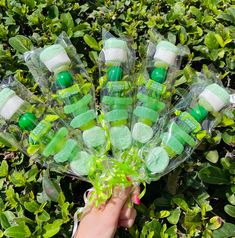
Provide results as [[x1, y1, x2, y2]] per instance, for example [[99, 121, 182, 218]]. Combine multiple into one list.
[[75, 186, 140, 238]]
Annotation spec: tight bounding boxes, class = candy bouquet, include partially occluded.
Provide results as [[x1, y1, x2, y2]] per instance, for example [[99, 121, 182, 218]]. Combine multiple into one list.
[[0, 32, 232, 207]]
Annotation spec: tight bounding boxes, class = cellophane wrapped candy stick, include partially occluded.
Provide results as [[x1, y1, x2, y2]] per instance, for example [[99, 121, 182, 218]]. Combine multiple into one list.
[[25, 33, 107, 155], [99, 35, 135, 156], [131, 40, 181, 147], [140, 82, 231, 181], [0, 78, 94, 178]]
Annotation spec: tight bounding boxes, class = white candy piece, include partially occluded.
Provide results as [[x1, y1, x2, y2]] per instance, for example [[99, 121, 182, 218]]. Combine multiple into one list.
[[154, 48, 177, 66], [104, 48, 127, 63], [0, 95, 24, 120], [132, 122, 153, 144]]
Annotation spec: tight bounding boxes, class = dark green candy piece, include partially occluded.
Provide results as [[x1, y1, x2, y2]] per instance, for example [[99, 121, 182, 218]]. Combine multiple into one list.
[[190, 105, 208, 122], [107, 66, 123, 81], [150, 68, 167, 83], [56, 71, 74, 89], [18, 112, 37, 131]]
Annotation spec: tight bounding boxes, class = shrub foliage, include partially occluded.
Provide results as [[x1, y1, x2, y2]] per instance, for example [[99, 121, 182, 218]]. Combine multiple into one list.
[[0, 0, 234, 237]]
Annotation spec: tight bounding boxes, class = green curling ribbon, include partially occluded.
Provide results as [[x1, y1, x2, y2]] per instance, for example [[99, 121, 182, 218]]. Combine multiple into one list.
[[137, 93, 165, 111], [134, 106, 158, 122], [56, 71, 74, 89], [70, 110, 96, 129], [64, 94, 92, 114], [107, 66, 123, 81], [105, 109, 128, 122], [42, 127, 68, 157]]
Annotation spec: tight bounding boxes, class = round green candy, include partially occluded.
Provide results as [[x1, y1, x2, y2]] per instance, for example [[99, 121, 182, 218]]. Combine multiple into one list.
[[18, 112, 37, 131], [56, 71, 74, 89], [190, 105, 208, 122], [150, 68, 167, 83], [107, 66, 123, 81]]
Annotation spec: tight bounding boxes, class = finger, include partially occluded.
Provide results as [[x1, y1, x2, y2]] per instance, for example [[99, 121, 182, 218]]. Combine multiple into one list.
[[131, 186, 141, 205], [118, 209, 137, 228], [119, 206, 133, 220]]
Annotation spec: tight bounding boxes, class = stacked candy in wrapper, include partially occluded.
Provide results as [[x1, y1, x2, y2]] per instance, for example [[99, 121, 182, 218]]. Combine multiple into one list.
[[0, 32, 232, 208]]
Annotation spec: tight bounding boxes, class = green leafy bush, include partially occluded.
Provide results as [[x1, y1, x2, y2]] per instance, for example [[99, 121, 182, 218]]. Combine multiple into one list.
[[0, 0, 234, 237]]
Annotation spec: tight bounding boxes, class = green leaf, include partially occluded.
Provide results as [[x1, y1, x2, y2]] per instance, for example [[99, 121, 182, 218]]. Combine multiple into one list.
[[9, 35, 33, 53], [43, 219, 63, 238], [199, 166, 230, 185], [167, 208, 181, 225], [213, 223, 235, 238], [224, 205, 235, 218], [0, 160, 8, 177], [205, 150, 219, 163], [204, 32, 219, 51], [83, 34, 100, 51], [158, 210, 170, 218], [172, 198, 189, 212], [24, 201, 40, 213], [4, 224, 31, 238], [0, 212, 10, 229], [222, 131, 235, 146], [207, 216, 222, 230], [61, 12, 74, 30]]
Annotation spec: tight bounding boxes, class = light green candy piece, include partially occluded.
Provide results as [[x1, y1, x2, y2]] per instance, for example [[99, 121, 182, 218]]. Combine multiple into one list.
[[107, 81, 130, 92], [0, 88, 15, 109], [134, 106, 158, 122], [161, 132, 184, 155], [156, 41, 178, 53], [137, 93, 165, 111], [42, 127, 68, 157], [57, 84, 80, 99], [105, 109, 128, 122], [145, 146, 169, 174], [70, 151, 94, 176], [83, 126, 106, 148], [54, 139, 80, 163], [171, 122, 196, 147], [102, 96, 133, 106], [110, 126, 132, 150], [70, 110, 96, 129], [147, 80, 166, 95], [132, 122, 153, 144], [29, 120, 52, 143], [179, 112, 201, 133], [64, 94, 92, 114], [40, 44, 66, 62], [104, 38, 127, 49]]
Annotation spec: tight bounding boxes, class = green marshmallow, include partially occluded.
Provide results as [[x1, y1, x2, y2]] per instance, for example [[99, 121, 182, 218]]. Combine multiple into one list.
[[57, 84, 80, 99], [110, 126, 132, 150], [137, 93, 165, 111], [170, 122, 196, 147], [134, 106, 158, 122], [0, 88, 15, 109], [105, 109, 128, 122], [107, 66, 123, 81], [161, 132, 184, 155], [18, 112, 37, 131], [70, 151, 94, 176], [42, 127, 68, 157], [54, 139, 80, 163], [56, 71, 74, 89], [145, 146, 169, 174], [178, 112, 201, 133], [106, 81, 130, 92], [104, 38, 127, 49], [82, 126, 106, 148], [64, 94, 92, 114], [147, 80, 166, 95], [190, 105, 208, 122], [150, 68, 167, 83], [132, 122, 153, 144], [29, 120, 52, 143], [102, 96, 132, 106], [70, 110, 96, 129]]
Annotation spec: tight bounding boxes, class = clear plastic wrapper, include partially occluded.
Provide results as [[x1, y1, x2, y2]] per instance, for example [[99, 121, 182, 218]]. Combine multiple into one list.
[[0, 77, 94, 179], [98, 31, 135, 156], [131, 36, 182, 147], [24, 33, 107, 155], [138, 77, 232, 182]]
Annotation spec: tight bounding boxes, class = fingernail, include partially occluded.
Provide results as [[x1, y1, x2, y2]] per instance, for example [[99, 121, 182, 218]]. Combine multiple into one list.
[[133, 194, 141, 205], [126, 176, 132, 182]]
